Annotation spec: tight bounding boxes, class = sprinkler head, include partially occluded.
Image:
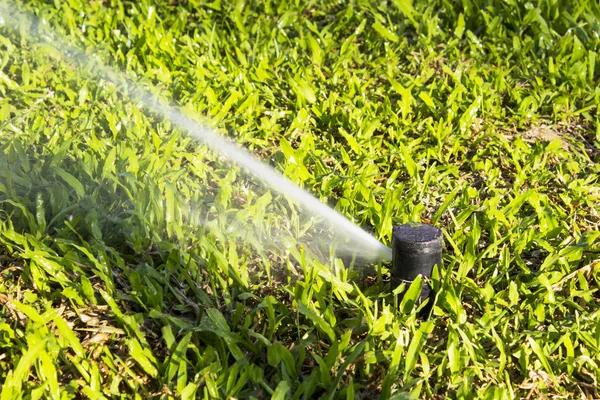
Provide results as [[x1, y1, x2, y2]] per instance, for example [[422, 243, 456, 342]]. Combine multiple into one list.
[[391, 223, 442, 310]]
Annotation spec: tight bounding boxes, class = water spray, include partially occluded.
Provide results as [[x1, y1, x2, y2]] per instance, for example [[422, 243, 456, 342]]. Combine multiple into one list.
[[0, 0, 391, 264]]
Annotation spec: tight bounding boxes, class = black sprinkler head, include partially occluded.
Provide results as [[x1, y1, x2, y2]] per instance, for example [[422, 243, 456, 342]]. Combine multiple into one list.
[[391, 223, 442, 309]]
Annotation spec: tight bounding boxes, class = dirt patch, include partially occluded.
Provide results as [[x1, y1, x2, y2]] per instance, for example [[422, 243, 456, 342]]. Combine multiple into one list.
[[519, 122, 598, 160], [522, 125, 565, 144]]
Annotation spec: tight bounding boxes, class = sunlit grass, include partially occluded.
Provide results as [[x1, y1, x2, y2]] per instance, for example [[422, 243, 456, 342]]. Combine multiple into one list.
[[1, 0, 599, 398]]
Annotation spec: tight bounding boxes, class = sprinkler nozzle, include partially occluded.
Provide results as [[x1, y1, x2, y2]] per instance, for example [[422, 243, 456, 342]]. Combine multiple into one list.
[[391, 223, 442, 309]]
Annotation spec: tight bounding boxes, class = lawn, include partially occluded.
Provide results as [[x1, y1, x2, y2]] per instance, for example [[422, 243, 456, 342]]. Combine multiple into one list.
[[1, 0, 599, 398]]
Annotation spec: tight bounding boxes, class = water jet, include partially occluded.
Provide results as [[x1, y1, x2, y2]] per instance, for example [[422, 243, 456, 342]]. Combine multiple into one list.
[[0, 1, 393, 266]]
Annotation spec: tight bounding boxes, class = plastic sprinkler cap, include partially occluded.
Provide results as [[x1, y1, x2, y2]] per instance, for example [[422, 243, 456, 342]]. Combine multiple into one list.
[[391, 223, 442, 308]]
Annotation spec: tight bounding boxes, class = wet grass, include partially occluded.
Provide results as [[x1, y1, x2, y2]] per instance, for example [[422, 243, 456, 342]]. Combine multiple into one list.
[[1, 0, 600, 398]]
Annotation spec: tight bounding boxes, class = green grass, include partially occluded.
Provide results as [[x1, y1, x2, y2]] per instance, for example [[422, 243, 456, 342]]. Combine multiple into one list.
[[1, 0, 600, 398]]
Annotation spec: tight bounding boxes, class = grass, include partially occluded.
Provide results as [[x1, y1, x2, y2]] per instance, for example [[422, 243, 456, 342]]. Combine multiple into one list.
[[1, 0, 599, 398]]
